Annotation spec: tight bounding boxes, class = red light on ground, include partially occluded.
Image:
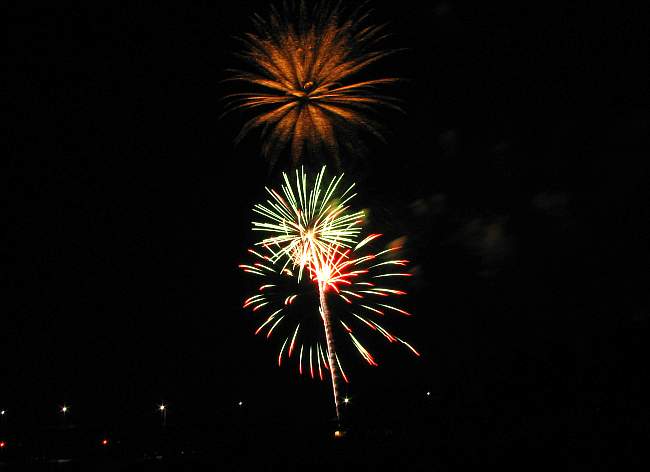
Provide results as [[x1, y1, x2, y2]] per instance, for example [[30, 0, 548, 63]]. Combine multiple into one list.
[[101, 439, 108, 446], [0, 441, 6, 448]]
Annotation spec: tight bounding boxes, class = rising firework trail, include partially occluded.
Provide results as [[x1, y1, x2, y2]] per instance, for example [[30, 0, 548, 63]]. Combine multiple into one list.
[[241, 169, 419, 423], [225, 0, 402, 168]]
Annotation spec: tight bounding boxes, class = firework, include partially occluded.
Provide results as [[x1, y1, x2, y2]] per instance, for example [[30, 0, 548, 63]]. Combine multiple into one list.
[[225, 0, 401, 167], [252, 166, 365, 281], [240, 233, 419, 420], [242, 168, 418, 423]]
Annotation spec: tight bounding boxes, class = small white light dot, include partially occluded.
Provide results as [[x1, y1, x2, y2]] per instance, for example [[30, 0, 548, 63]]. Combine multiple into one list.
[[238, 401, 243, 406]]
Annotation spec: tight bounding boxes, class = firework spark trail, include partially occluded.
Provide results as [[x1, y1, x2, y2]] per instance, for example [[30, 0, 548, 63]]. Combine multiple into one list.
[[225, 0, 402, 167], [319, 282, 342, 422]]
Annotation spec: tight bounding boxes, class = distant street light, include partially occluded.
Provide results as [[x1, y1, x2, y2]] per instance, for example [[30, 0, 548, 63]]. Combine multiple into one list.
[[343, 397, 349, 404], [238, 401, 243, 407]]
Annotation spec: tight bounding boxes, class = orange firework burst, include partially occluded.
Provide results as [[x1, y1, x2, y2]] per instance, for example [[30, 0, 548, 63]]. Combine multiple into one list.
[[225, 0, 402, 167]]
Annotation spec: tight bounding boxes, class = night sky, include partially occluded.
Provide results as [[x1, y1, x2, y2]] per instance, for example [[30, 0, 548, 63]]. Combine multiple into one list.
[[6, 0, 649, 453]]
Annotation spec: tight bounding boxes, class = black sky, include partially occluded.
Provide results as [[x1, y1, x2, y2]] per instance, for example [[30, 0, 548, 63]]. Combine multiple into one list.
[[6, 0, 649, 437]]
